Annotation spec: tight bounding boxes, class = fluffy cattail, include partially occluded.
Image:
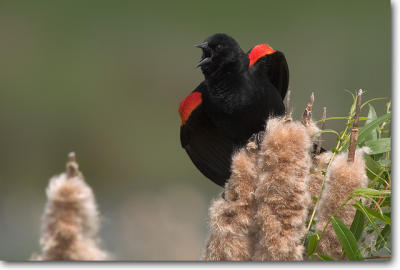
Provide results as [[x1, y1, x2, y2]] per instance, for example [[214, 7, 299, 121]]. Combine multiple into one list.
[[308, 151, 332, 211], [33, 153, 108, 261], [315, 148, 369, 259], [315, 89, 368, 259], [202, 141, 258, 261], [307, 106, 329, 211], [301, 92, 321, 140], [251, 117, 312, 261]]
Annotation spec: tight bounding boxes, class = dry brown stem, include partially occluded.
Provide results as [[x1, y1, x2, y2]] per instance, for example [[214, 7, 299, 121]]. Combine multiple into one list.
[[301, 92, 314, 126], [316, 107, 327, 155], [348, 89, 363, 163], [66, 152, 80, 179], [284, 89, 292, 122]]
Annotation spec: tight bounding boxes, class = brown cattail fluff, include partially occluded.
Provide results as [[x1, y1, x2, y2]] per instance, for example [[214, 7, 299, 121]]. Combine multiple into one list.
[[202, 141, 258, 261], [315, 148, 369, 259], [252, 117, 312, 261], [308, 152, 332, 211], [34, 167, 108, 260], [304, 120, 321, 144]]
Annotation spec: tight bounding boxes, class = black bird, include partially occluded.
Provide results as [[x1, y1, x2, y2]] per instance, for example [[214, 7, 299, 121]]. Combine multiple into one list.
[[179, 33, 289, 187]]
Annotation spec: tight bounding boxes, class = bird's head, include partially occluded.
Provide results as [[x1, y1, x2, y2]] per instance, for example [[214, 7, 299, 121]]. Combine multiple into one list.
[[195, 33, 246, 77]]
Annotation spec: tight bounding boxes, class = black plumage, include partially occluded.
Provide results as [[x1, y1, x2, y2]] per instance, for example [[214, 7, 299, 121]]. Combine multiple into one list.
[[179, 33, 289, 187]]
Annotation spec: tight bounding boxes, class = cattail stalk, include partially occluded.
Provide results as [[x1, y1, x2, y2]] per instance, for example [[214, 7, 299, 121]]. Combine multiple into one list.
[[315, 90, 368, 259], [308, 106, 330, 212], [284, 89, 292, 121], [202, 141, 258, 261], [305, 94, 358, 236], [301, 92, 314, 126], [315, 149, 369, 258], [251, 117, 312, 261], [33, 153, 108, 261], [348, 89, 363, 162]]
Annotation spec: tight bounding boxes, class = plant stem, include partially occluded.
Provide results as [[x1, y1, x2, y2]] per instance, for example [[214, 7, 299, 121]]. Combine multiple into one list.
[[305, 91, 359, 240], [301, 92, 314, 126], [66, 152, 79, 179], [364, 255, 391, 260], [348, 89, 363, 163], [285, 89, 292, 121], [316, 107, 326, 154]]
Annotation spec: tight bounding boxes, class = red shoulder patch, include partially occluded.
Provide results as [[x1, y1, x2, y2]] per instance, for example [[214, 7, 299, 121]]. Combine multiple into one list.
[[248, 44, 276, 67], [179, 92, 202, 125]]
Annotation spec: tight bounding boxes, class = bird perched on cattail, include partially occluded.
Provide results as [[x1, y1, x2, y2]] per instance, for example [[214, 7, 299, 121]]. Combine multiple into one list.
[[179, 33, 289, 187]]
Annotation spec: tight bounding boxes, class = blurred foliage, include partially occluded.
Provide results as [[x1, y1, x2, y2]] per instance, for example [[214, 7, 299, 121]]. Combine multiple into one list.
[[305, 94, 391, 261], [0, 0, 390, 260]]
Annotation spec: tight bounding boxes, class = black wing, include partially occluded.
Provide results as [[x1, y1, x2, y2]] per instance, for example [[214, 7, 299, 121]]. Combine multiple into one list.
[[248, 49, 289, 100], [180, 83, 235, 187]]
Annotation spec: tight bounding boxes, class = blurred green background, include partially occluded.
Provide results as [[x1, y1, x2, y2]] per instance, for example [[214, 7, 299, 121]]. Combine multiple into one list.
[[0, 0, 390, 260]]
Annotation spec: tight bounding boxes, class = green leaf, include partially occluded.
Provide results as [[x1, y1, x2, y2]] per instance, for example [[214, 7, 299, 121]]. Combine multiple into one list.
[[362, 206, 391, 225], [315, 116, 369, 123], [352, 188, 391, 198], [307, 233, 320, 256], [313, 253, 335, 261], [353, 202, 389, 247], [375, 224, 391, 250], [363, 104, 378, 141], [360, 97, 386, 110], [317, 129, 340, 137], [350, 210, 365, 241], [379, 159, 391, 168], [359, 117, 370, 121], [364, 138, 391, 155], [364, 154, 385, 181], [383, 209, 391, 218], [348, 90, 358, 115], [331, 217, 363, 260], [357, 113, 391, 146], [341, 113, 391, 151], [316, 116, 349, 122], [344, 89, 356, 99]]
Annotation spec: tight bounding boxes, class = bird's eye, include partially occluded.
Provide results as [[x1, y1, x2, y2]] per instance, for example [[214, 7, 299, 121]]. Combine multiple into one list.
[[216, 44, 223, 51]]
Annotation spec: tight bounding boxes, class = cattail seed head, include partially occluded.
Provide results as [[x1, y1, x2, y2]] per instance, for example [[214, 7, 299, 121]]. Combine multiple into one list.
[[202, 143, 258, 261], [316, 148, 369, 258], [34, 153, 108, 261], [252, 117, 312, 261], [308, 152, 332, 211]]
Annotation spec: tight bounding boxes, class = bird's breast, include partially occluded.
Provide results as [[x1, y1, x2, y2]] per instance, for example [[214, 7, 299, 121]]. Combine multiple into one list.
[[203, 89, 268, 141]]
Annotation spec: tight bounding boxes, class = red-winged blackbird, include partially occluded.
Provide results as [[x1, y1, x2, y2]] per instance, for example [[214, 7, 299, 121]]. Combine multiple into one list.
[[179, 33, 289, 187]]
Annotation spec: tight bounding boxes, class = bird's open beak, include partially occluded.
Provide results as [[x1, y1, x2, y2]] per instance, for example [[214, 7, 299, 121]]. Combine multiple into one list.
[[194, 42, 209, 49], [195, 57, 211, 68], [194, 42, 211, 68]]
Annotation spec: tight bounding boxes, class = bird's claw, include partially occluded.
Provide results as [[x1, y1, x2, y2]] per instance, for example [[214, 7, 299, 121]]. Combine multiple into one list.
[[247, 131, 265, 153], [256, 131, 265, 147]]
